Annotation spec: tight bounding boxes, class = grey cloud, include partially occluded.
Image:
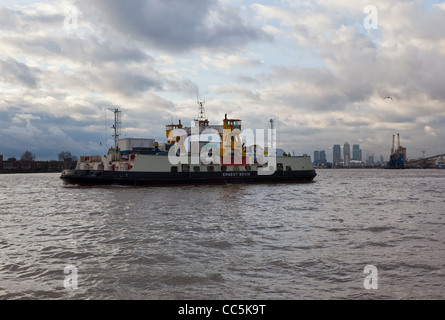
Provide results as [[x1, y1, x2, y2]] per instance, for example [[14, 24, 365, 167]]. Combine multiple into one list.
[[215, 85, 260, 100], [258, 65, 349, 111], [165, 78, 199, 96], [0, 6, 151, 66], [74, 0, 271, 52], [0, 57, 39, 88], [100, 70, 163, 96], [0, 7, 64, 32], [0, 8, 19, 30], [4, 35, 151, 66], [60, 37, 150, 65], [234, 74, 260, 85]]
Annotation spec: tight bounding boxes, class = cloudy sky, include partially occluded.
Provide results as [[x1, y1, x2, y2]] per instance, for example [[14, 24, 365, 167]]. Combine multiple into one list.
[[1, 0, 444, 161]]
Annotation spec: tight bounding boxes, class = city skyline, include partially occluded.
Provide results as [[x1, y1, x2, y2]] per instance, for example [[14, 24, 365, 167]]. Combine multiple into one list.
[[315, 142, 386, 167], [1, 1, 444, 160]]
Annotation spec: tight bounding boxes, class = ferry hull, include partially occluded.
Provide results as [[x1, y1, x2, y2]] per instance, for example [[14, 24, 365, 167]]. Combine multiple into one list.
[[60, 169, 317, 186]]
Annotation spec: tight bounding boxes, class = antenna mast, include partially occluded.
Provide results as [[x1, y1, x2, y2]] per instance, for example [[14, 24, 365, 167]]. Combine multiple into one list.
[[197, 99, 207, 121], [270, 118, 277, 149], [107, 108, 121, 150]]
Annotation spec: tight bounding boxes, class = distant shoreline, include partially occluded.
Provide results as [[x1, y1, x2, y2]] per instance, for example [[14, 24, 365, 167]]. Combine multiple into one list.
[[0, 169, 63, 174]]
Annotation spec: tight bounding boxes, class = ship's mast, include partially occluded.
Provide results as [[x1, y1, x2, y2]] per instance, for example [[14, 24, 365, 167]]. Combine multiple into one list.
[[270, 118, 277, 150], [107, 108, 121, 150], [197, 99, 207, 121]]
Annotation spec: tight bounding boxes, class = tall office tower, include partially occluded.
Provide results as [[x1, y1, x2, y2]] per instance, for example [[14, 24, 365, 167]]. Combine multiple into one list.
[[313, 150, 320, 166], [344, 142, 351, 166], [320, 150, 326, 164], [333, 145, 341, 165], [353, 144, 360, 160]]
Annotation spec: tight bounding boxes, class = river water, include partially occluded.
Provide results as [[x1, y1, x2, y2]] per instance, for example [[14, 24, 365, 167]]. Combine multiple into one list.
[[0, 169, 444, 300]]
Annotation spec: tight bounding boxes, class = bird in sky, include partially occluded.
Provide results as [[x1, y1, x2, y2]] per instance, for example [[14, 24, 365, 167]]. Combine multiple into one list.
[[384, 96, 393, 101]]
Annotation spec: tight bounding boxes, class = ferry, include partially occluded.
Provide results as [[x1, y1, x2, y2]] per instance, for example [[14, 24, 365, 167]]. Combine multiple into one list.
[[60, 106, 316, 186]]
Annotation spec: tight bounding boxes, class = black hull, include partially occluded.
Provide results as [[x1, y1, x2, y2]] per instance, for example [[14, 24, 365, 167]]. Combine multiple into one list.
[[61, 170, 317, 186]]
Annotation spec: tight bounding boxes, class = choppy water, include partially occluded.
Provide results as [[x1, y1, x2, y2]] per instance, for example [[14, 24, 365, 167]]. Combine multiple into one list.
[[0, 169, 444, 300]]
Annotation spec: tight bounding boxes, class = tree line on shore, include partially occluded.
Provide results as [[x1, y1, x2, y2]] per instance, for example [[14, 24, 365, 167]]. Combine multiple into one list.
[[2, 151, 77, 162], [0, 151, 77, 173]]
